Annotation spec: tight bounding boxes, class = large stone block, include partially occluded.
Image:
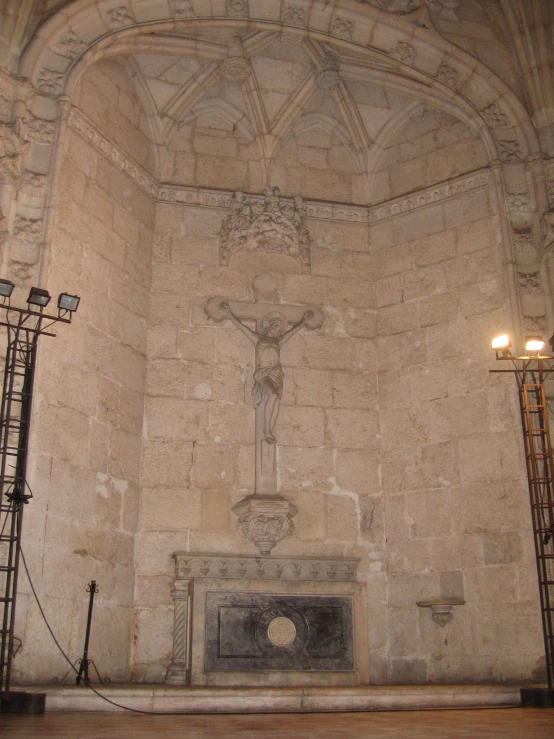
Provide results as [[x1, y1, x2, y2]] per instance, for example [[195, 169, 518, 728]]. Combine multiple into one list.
[[185, 361, 245, 402], [278, 446, 334, 492], [335, 449, 380, 495], [141, 440, 194, 487], [377, 302, 419, 336], [145, 397, 209, 440], [393, 205, 445, 245], [325, 408, 380, 450], [192, 443, 237, 489], [327, 277, 374, 310], [294, 367, 333, 407], [332, 371, 376, 409], [277, 405, 325, 447], [140, 487, 202, 531], [304, 335, 356, 370]]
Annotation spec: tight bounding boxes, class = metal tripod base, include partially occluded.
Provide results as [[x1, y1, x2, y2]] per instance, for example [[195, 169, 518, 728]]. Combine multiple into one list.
[[0, 691, 46, 714], [53, 657, 110, 686], [520, 687, 554, 708]]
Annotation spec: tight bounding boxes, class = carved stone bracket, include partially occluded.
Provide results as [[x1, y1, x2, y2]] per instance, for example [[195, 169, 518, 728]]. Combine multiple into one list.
[[416, 598, 465, 627], [232, 494, 297, 555]]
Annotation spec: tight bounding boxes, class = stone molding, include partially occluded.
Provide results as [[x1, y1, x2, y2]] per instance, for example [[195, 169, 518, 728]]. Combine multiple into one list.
[[68, 108, 493, 227], [367, 170, 491, 224], [68, 108, 158, 197], [172, 552, 359, 582]]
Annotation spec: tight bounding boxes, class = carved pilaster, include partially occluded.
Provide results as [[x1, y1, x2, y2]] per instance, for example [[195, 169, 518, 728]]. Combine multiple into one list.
[[165, 578, 193, 685]]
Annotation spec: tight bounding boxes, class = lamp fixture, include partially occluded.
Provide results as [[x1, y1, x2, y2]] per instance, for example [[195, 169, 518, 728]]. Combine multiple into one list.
[[0, 279, 14, 299], [491, 333, 512, 358], [57, 293, 80, 313], [27, 287, 51, 308], [525, 337, 545, 355]]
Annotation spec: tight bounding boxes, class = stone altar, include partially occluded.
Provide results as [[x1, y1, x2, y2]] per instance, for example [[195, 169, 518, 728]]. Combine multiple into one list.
[[165, 553, 368, 687]]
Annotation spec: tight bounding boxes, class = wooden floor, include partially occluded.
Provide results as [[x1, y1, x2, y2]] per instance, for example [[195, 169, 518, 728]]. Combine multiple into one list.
[[1, 708, 554, 738]]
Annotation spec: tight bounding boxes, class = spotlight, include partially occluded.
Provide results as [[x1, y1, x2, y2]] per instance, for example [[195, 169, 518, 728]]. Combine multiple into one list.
[[57, 293, 80, 313], [27, 287, 51, 308], [0, 279, 14, 299], [491, 333, 511, 358], [525, 337, 545, 355]]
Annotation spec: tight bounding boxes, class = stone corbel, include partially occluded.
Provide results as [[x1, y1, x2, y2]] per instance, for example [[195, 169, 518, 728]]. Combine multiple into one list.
[[416, 598, 465, 627], [165, 578, 194, 685]]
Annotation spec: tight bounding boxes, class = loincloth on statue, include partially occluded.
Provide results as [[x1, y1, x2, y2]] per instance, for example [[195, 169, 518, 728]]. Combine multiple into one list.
[[252, 364, 284, 407]]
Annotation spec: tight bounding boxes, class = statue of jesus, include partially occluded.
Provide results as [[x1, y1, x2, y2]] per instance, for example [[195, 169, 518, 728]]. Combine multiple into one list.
[[220, 302, 313, 444]]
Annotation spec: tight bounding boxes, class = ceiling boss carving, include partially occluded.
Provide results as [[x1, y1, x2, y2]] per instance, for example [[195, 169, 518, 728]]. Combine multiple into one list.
[[219, 188, 312, 272]]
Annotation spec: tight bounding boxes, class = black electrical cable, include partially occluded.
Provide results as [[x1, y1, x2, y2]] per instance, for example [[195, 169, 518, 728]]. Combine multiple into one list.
[[20, 547, 187, 715]]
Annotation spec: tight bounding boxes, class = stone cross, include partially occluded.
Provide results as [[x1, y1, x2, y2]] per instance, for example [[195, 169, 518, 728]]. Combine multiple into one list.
[[205, 274, 324, 553]]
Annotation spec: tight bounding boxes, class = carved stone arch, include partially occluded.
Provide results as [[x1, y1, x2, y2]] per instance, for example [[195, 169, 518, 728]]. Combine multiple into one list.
[[12, 0, 548, 311], [17, 0, 540, 157]]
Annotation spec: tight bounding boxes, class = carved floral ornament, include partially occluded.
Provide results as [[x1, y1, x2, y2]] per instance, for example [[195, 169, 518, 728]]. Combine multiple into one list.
[[361, 0, 460, 19], [0, 122, 30, 182], [220, 188, 311, 271]]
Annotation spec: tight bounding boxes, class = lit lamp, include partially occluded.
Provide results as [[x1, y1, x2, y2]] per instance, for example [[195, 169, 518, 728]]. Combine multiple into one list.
[[491, 333, 511, 358], [0, 281, 79, 715], [524, 337, 545, 356], [491, 332, 554, 708]]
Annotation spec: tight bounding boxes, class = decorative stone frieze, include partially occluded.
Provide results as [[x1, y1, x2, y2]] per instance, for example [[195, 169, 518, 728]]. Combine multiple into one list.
[[317, 52, 341, 90], [283, 4, 307, 27], [362, 0, 459, 20], [54, 31, 87, 60], [541, 210, 554, 252], [482, 103, 509, 129], [169, 0, 195, 18], [22, 116, 56, 145], [331, 17, 355, 41], [219, 188, 311, 270], [226, 0, 249, 19], [0, 122, 30, 182], [20, 172, 48, 198], [505, 193, 531, 222], [172, 552, 359, 581], [513, 229, 539, 268], [498, 138, 522, 163], [69, 109, 158, 196], [389, 41, 417, 66], [36, 69, 64, 98], [368, 170, 490, 223], [436, 64, 458, 88], [104, 5, 135, 28], [13, 216, 43, 244]]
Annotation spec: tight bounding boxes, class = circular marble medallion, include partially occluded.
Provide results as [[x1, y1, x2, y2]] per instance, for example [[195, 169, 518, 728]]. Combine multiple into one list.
[[267, 616, 296, 647]]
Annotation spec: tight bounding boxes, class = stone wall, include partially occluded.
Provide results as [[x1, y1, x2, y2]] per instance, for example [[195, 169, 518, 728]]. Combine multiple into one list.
[[13, 61, 155, 683], [135, 114, 543, 684]]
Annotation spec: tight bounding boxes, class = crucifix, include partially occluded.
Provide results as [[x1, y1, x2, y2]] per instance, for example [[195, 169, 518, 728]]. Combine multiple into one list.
[[205, 273, 324, 553]]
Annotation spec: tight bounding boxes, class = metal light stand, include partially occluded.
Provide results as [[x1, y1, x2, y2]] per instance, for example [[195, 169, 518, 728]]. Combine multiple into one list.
[[491, 350, 554, 708], [0, 291, 78, 714], [52, 580, 110, 686]]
